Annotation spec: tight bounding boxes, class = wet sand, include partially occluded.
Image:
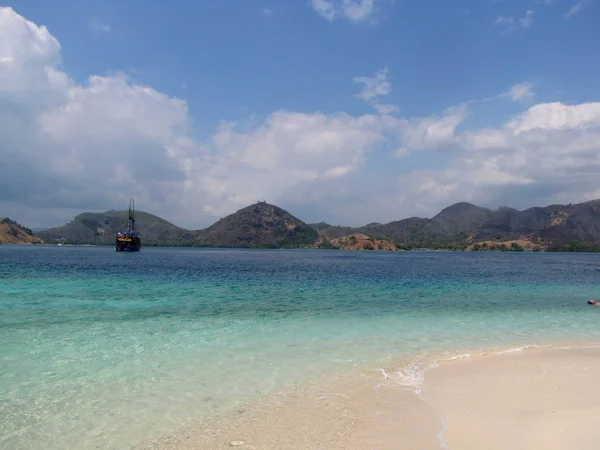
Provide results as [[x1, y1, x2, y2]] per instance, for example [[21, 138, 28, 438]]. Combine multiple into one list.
[[139, 346, 600, 450], [138, 369, 441, 449]]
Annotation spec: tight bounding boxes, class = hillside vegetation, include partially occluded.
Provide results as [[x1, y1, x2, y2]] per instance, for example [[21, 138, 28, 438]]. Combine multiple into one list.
[[32, 198, 600, 251], [38, 210, 196, 245]]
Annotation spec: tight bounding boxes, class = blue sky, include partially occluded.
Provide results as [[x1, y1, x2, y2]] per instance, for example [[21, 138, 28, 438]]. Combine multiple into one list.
[[1, 0, 600, 228]]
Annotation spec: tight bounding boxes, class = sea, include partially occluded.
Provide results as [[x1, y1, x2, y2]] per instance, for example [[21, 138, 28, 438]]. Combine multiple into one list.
[[1, 245, 599, 449]]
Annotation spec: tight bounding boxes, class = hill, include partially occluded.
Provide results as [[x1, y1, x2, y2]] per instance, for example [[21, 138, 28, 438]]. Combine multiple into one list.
[[473, 200, 600, 250], [38, 210, 197, 246], [196, 202, 318, 248], [329, 233, 400, 251], [28, 198, 600, 251], [0, 218, 43, 244]]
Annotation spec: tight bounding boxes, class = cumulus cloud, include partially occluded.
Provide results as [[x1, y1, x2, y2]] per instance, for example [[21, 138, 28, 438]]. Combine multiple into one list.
[[391, 101, 600, 216], [395, 105, 468, 153], [2, 6, 600, 229], [311, 0, 376, 23], [0, 7, 399, 227], [198, 111, 396, 216]]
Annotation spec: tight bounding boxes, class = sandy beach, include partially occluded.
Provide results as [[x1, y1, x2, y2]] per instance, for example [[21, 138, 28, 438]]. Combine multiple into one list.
[[422, 346, 600, 450], [138, 367, 441, 449], [139, 345, 600, 450]]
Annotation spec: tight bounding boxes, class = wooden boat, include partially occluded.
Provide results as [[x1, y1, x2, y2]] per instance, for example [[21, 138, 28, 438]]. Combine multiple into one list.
[[116, 198, 141, 252]]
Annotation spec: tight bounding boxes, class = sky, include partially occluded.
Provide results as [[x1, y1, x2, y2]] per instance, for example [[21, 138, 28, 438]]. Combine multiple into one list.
[[1, 0, 599, 229]]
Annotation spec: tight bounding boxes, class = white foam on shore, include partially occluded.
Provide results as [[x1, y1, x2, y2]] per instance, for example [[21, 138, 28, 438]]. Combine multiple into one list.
[[374, 341, 600, 449]]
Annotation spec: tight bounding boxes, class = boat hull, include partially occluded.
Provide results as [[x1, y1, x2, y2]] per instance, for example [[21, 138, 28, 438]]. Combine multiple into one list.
[[115, 237, 141, 252]]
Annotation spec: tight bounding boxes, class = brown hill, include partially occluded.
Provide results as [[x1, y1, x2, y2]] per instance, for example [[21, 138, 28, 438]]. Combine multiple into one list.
[[330, 233, 400, 251], [474, 200, 600, 247], [195, 202, 318, 248], [347, 200, 600, 250], [0, 218, 43, 244]]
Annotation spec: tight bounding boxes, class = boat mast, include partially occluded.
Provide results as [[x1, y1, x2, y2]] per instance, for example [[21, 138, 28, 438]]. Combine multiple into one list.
[[128, 197, 136, 233]]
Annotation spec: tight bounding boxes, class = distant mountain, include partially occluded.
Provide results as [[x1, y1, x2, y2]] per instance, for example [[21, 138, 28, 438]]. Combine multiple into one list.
[[432, 202, 494, 235], [30, 198, 600, 251], [38, 210, 197, 245], [474, 200, 600, 248], [196, 202, 318, 248], [311, 199, 600, 251], [0, 218, 43, 244]]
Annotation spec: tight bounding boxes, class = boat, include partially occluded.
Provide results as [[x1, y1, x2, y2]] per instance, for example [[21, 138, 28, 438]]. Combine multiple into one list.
[[116, 198, 141, 252]]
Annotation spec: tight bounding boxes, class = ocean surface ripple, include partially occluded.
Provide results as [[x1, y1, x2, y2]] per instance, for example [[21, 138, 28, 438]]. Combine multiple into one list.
[[1, 246, 599, 448]]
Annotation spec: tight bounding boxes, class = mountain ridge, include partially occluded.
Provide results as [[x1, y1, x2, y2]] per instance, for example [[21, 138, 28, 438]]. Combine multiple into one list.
[[29, 198, 600, 251]]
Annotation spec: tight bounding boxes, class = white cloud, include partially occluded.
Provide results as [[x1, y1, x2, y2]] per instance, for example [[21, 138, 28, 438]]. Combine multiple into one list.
[[0, 7, 403, 227], [2, 6, 600, 229], [564, 0, 591, 18], [343, 0, 375, 22], [311, 0, 376, 23], [262, 8, 274, 16], [353, 67, 391, 101], [505, 82, 535, 102], [353, 67, 399, 114], [494, 10, 534, 33], [200, 111, 396, 214], [507, 102, 600, 134], [390, 100, 600, 216], [396, 105, 468, 152], [312, 0, 336, 20], [373, 103, 400, 114]]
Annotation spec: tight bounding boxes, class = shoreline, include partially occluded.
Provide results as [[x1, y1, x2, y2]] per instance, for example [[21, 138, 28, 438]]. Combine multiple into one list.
[[136, 340, 600, 450], [423, 345, 600, 450]]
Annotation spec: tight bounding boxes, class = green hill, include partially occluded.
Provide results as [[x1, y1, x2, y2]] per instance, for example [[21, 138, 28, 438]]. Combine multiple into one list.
[[37, 210, 197, 246]]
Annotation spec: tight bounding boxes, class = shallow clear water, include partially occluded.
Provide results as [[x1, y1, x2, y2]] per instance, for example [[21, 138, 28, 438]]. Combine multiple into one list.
[[1, 246, 599, 449]]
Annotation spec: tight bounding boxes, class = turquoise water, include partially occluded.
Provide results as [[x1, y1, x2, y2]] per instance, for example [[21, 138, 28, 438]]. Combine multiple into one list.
[[1, 246, 599, 449]]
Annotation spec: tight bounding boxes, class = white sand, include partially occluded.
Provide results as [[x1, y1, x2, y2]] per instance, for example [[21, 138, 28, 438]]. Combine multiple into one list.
[[139, 346, 600, 449], [422, 347, 600, 450]]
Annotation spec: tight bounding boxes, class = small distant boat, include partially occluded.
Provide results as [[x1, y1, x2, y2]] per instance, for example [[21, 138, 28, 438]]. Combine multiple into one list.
[[116, 198, 141, 252]]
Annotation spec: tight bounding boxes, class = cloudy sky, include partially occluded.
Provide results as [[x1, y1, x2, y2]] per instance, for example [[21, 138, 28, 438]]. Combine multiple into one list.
[[1, 1, 599, 229]]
